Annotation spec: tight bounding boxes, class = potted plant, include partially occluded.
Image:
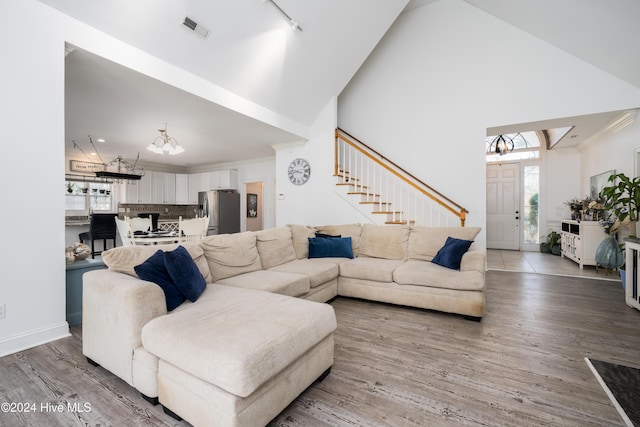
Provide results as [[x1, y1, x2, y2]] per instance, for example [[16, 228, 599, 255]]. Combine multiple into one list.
[[564, 196, 593, 220], [598, 173, 640, 287], [565, 197, 584, 220], [540, 230, 562, 255], [599, 172, 640, 224]]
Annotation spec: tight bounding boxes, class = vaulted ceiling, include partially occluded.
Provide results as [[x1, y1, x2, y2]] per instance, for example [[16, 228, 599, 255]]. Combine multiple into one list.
[[42, 0, 640, 168]]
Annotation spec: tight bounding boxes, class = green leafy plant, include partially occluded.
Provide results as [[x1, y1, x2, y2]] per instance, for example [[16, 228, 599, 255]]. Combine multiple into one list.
[[546, 231, 561, 247], [599, 172, 640, 222], [540, 230, 562, 255]]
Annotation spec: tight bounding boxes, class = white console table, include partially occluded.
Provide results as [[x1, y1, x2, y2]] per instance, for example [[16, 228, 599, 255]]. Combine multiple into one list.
[[560, 220, 607, 269], [623, 238, 640, 311]]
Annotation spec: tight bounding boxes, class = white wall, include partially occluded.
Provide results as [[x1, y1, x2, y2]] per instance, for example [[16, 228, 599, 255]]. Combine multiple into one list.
[[544, 148, 582, 233], [274, 98, 372, 226], [580, 119, 640, 191], [337, 0, 640, 247], [1, 1, 69, 356]]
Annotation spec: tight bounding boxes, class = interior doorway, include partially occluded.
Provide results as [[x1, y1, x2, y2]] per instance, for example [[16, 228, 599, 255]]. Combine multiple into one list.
[[245, 181, 264, 232]]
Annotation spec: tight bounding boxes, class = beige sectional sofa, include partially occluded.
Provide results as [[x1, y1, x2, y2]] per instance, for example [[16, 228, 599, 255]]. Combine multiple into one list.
[[82, 223, 484, 427]]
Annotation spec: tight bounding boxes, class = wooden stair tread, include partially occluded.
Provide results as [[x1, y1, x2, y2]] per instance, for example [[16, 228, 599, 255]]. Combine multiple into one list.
[[360, 201, 390, 205], [333, 174, 360, 181], [385, 220, 408, 225], [372, 211, 403, 215]]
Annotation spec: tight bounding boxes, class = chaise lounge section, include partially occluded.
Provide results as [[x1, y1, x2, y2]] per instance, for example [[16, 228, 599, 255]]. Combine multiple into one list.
[[82, 223, 484, 426]]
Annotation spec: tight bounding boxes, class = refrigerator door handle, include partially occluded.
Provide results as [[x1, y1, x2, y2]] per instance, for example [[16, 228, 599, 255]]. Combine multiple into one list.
[[202, 196, 209, 217]]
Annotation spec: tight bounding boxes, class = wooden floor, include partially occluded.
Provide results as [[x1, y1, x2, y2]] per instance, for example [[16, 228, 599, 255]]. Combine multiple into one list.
[[1, 271, 639, 426]]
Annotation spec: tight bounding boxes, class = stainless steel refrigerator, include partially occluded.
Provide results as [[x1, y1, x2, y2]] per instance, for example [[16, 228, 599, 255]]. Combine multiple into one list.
[[198, 190, 241, 235]]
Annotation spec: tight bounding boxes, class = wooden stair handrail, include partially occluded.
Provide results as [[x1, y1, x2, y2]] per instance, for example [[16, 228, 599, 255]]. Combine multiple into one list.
[[335, 128, 468, 226]]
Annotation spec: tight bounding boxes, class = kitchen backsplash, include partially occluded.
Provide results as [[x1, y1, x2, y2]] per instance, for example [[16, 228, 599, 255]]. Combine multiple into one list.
[[118, 203, 198, 220]]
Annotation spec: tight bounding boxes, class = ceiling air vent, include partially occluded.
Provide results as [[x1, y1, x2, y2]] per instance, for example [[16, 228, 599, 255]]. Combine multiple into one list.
[[182, 16, 210, 39]]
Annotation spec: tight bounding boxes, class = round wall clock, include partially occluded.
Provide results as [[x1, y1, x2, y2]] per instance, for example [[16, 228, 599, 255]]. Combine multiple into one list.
[[288, 158, 311, 185]]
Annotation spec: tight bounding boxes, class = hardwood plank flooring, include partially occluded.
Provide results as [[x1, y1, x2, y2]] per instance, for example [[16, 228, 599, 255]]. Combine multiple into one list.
[[1, 271, 638, 426]]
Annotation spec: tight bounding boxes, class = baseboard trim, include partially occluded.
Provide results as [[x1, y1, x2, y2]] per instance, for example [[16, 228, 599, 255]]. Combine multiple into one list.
[[0, 322, 70, 357]]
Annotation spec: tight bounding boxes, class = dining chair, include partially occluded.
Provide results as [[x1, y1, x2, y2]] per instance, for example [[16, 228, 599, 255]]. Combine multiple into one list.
[[127, 216, 153, 234], [137, 212, 160, 230], [115, 217, 135, 246], [179, 216, 207, 242], [79, 213, 117, 258]]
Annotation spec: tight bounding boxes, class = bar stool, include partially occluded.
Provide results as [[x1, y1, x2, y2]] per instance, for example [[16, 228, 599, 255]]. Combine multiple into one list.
[[79, 213, 117, 258]]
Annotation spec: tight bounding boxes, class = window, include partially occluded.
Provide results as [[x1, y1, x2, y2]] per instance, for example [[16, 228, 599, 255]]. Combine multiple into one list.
[[65, 181, 113, 214], [523, 165, 539, 244]]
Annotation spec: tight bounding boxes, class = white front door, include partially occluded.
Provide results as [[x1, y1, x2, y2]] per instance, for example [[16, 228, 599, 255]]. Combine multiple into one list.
[[487, 163, 520, 250]]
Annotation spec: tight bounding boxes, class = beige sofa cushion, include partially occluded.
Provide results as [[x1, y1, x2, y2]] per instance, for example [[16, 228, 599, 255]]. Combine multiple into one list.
[[339, 257, 405, 282], [408, 226, 481, 261], [269, 259, 339, 288], [199, 232, 262, 282], [102, 242, 211, 283], [358, 224, 410, 260], [255, 226, 297, 269], [315, 223, 362, 256], [215, 270, 310, 297], [393, 259, 485, 291], [142, 285, 337, 398], [287, 224, 317, 259]]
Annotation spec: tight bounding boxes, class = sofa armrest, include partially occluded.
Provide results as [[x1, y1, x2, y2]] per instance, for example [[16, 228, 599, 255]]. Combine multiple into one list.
[[460, 246, 486, 274], [82, 269, 166, 386]]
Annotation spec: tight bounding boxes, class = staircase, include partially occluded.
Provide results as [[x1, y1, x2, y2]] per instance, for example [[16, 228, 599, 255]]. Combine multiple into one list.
[[334, 128, 468, 227]]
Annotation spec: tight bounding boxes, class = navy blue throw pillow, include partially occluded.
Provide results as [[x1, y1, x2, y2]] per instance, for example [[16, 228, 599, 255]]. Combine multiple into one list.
[[431, 236, 473, 270], [308, 237, 354, 259], [134, 250, 185, 311], [164, 245, 206, 302]]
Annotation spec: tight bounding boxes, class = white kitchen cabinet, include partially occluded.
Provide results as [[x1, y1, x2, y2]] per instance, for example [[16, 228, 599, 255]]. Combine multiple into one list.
[[125, 179, 140, 203], [160, 172, 176, 204], [139, 173, 153, 203], [560, 220, 607, 269], [125, 172, 170, 204], [186, 170, 238, 203], [188, 172, 210, 204], [150, 172, 164, 204], [175, 173, 189, 204], [125, 172, 153, 203], [147, 171, 172, 204], [211, 169, 238, 190]]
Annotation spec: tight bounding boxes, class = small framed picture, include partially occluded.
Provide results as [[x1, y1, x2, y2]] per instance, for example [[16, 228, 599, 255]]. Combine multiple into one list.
[[247, 193, 258, 218]]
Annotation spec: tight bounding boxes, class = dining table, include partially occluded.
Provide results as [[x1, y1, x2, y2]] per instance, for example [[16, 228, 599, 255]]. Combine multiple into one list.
[[132, 230, 182, 245]]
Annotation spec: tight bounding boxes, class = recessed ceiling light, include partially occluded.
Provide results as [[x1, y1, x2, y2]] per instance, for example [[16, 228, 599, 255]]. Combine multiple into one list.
[[97, 138, 106, 143]]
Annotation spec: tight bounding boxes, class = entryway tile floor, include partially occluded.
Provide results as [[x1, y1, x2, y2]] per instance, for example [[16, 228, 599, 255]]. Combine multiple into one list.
[[487, 249, 621, 282]]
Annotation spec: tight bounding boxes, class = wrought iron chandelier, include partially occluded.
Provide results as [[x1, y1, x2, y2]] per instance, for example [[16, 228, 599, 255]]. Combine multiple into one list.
[[487, 134, 514, 156]]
